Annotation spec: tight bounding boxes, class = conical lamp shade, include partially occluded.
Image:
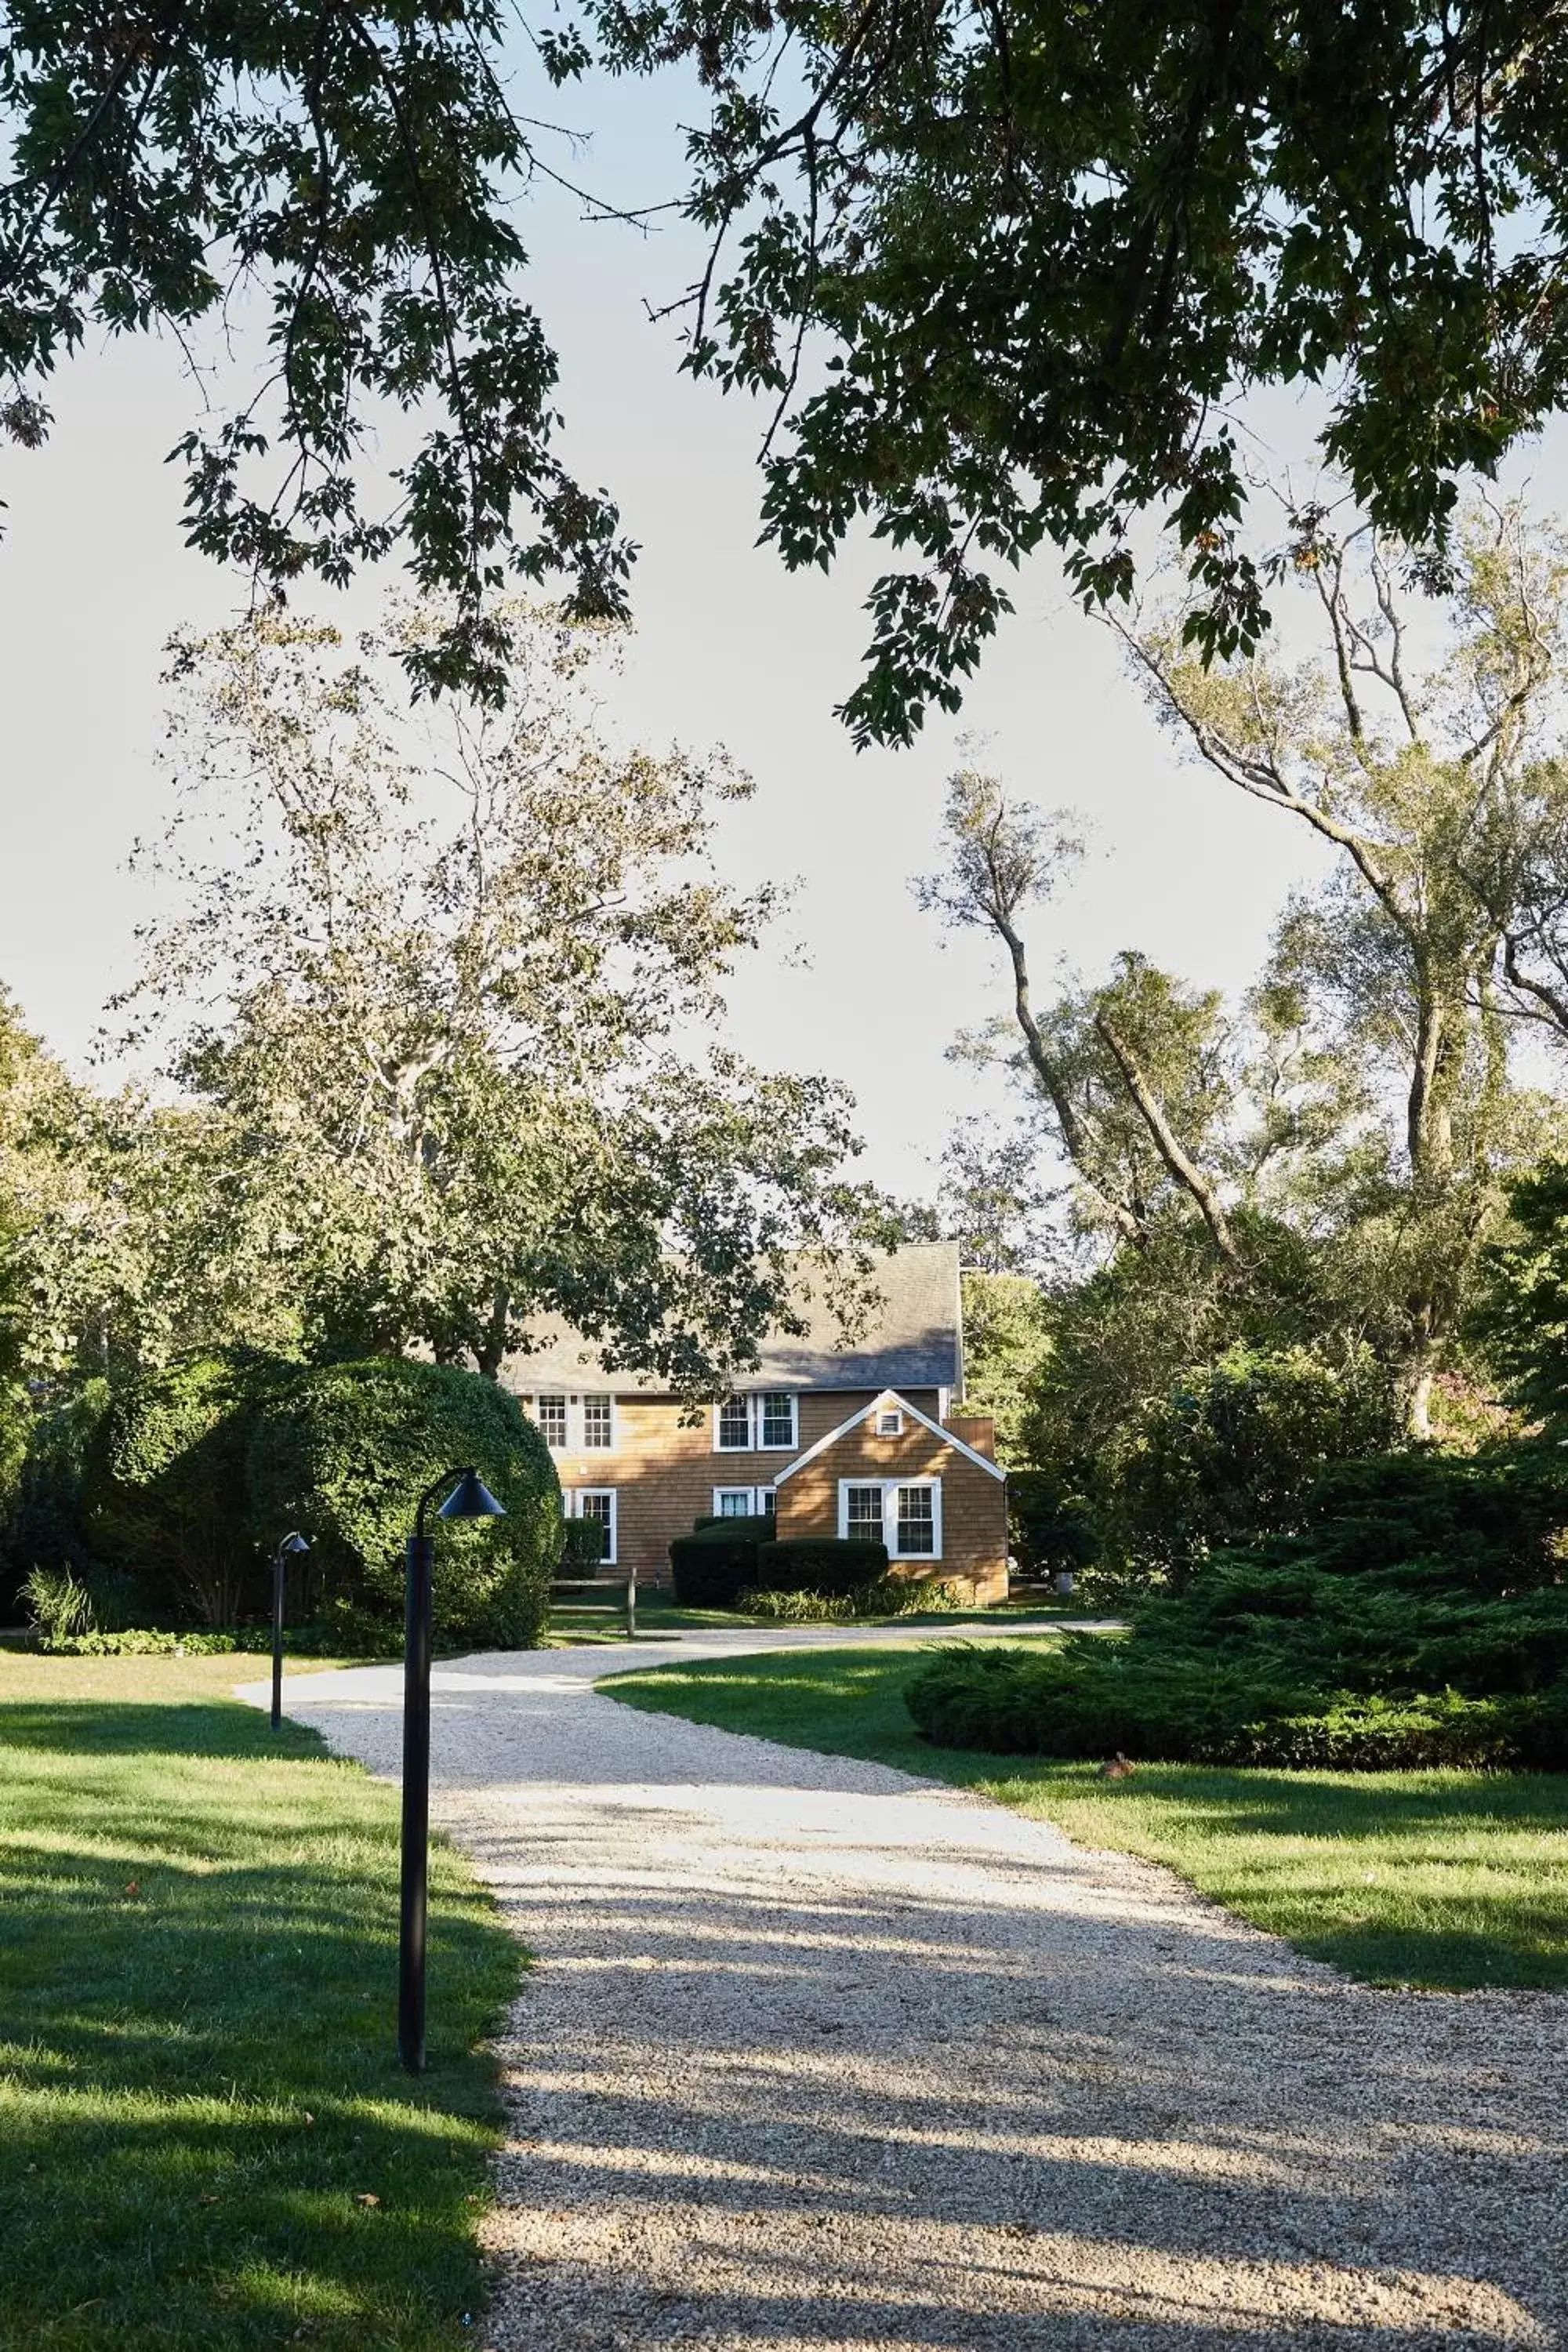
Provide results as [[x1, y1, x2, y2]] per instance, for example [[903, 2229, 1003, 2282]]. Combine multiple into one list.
[[435, 1468, 506, 1523]]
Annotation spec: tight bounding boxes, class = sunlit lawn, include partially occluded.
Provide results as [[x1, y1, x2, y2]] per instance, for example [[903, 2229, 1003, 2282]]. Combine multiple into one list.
[[547, 1591, 1086, 1646], [604, 1643, 1568, 1993], [0, 1650, 522, 2351]]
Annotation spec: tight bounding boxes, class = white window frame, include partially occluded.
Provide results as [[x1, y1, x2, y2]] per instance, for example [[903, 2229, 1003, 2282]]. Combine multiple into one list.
[[876, 1407, 905, 1437], [713, 1392, 799, 1453], [837, 1475, 942, 1562], [712, 1485, 775, 1519], [566, 1487, 618, 1566], [578, 1392, 616, 1452], [524, 1393, 618, 1454]]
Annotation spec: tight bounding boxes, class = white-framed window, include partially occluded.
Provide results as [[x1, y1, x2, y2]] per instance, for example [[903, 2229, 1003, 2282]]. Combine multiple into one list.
[[713, 1392, 799, 1452], [525, 1394, 617, 1454], [838, 1477, 942, 1561], [877, 1406, 905, 1437], [566, 1488, 617, 1565], [713, 1486, 776, 1519], [716, 1395, 752, 1450]]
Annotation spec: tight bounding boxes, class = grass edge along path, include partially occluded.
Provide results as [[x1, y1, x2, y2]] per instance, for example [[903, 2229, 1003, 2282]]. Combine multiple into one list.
[[0, 1651, 524, 2352], [601, 1642, 1568, 1994]]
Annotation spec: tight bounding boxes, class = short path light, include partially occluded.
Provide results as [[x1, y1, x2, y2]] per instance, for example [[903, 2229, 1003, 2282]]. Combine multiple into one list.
[[399, 1466, 506, 2074], [270, 1532, 310, 1732]]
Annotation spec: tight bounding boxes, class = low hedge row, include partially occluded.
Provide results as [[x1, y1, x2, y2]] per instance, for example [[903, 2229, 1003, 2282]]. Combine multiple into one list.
[[904, 1641, 1568, 1769], [668, 1524, 890, 1607]]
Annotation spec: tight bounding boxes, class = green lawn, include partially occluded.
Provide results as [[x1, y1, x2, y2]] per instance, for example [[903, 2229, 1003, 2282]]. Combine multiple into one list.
[[0, 1651, 523, 2352], [603, 1643, 1568, 1994], [546, 1592, 1088, 1646]]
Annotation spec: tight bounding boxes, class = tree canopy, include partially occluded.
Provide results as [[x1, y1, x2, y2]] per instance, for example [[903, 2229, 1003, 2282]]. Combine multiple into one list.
[[8, 3, 1568, 730]]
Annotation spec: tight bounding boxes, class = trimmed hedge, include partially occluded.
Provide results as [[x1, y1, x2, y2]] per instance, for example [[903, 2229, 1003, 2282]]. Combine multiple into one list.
[[668, 1517, 771, 1606], [245, 1359, 561, 1648], [905, 1641, 1568, 1769], [753, 1536, 889, 1596]]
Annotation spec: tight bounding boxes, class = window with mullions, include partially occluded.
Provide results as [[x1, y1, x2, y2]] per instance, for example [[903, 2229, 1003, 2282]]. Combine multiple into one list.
[[581, 1396, 614, 1449], [844, 1485, 886, 1545], [716, 1396, 752, 1450], [715, 1392, 799, 1450], [536, 1394, 568, 1448], [713, 1488, 754, 1518], [895, 1484, 935, 1556], [759, 1393, 797, 1447], [840, 1478, 942, 1560]]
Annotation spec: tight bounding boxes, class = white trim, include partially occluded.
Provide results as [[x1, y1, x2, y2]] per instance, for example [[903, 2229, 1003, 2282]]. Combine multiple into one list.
[[711, 1391, 800, 1454], [712, 1484, 774, 1520], [837, 1475, 943, 1562], [775, 1387, 1004, 1485], [566, 1486, 618, 1566], [877, 1406, 905, 1437], [578, 1391, 618, 1454]]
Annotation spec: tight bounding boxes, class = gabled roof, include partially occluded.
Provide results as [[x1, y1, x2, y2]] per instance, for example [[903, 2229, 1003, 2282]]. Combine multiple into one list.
[[774, 1387, 1005, 1485], [499, 1243, 962, 1396]]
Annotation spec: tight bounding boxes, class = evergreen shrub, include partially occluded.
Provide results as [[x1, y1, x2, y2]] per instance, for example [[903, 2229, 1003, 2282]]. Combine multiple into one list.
[[245, 1359, 561, 1648], [668, 1516, 771, 1606], [83, 1356, 285, 1628], [905, 1440, 1568, 1769], [753, 1536, 889, 1595]]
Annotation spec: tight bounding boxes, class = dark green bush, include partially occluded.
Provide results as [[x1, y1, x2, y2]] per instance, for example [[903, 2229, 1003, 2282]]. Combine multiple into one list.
[[1007, 1472, 1099, 1578], [245, 1359, 561, 1648], [1099, 1345, 1397, 1584], [668, 1516, 771, 1606], [905, 1641, 1568, 1769], [560, 1515, 610, 1570], [0, 1378, 111, 1611], [753, 1536, 889, 1595], [83, 1356, 288, 1628]]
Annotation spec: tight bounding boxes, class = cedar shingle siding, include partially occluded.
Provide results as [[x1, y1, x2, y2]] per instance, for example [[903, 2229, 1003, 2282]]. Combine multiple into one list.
[[499, 1244, 1008, 1598]]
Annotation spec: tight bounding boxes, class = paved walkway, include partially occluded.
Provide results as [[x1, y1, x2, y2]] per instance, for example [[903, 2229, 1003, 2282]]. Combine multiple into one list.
[[249, 1632, 1568, 2351]]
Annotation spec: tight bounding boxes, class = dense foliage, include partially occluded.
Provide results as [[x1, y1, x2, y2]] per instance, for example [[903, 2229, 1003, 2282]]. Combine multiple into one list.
[[83, 1353, 290, 1629], [245, 1359, 560, 1648], [908, 1447, 1568, 1769], [667, 1517, 772, 1608], [753, 1536, 890, 1597]]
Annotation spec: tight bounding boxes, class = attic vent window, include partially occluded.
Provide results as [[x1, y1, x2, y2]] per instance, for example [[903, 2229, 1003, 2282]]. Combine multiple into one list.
[[877, 1408, 904, 1437]]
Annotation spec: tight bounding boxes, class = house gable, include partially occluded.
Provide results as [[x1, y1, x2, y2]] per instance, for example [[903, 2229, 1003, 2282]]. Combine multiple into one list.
[[773, 1388, 1005, 1486]]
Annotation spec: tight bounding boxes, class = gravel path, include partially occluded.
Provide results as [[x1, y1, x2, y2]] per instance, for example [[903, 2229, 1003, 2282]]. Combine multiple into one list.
[[251, 1632, 1568, 2351]]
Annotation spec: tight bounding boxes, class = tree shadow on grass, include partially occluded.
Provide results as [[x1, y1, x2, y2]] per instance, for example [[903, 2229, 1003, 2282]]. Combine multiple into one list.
[[0, 1706, 521, 2351]]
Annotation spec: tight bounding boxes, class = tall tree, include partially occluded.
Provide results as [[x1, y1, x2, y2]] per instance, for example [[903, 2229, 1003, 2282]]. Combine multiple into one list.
[[118, 600, 885, 1389], [10, 5, 1568, 731], [1124, 500, 1568, 1428], [588, 0, 1568, 742]]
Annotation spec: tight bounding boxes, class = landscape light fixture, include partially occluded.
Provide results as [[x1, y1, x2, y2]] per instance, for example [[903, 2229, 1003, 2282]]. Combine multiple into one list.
[[398, 1465, 506, 2074], [270, 1532, 310, 1732]]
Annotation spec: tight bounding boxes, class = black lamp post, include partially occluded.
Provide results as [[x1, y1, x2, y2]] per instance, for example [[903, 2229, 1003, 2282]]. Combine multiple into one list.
[[270, 1532, 310, 1732], [398, 1465, 506, 2074]]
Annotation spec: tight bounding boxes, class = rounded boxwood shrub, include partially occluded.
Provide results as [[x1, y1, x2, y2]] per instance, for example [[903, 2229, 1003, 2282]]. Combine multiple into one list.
[[669, 1516, 771, 1607], [245, 1359, 561, 1648], [753, 1536, 890, 1596]]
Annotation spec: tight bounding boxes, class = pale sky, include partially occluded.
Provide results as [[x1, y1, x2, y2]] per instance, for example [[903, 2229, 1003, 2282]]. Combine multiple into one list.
[[2, 64, 1561, 1200]]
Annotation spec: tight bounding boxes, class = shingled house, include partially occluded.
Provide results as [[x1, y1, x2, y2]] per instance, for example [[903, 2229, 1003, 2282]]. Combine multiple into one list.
[[501, 1243, 1009, 1600]]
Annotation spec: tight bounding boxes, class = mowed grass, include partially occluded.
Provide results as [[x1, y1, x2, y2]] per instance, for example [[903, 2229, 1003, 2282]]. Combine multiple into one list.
[[0, 1651, 523, 2352], [603, 1643, 1568, 1993], [546, 1592, 1088, 1646]]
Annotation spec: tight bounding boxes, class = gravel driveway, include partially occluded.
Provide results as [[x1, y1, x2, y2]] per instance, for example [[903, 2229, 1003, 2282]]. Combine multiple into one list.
[[251, 1631, 1568, 2351]]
